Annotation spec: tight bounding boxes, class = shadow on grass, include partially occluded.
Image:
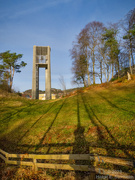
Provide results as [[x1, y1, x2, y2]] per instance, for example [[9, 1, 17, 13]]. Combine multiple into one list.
[[0, 93, 135, 179], [81, 92, 134, 159], [96, 92, 135, 116], [34, 98, 67, 152], [1, 92, 135, 153], [81, 93, 116, 157], [104, 86, 135, 103], [0, 101, 57, 153], [72, 93, 91, 179], [17, 101, 57, 144], [16, 141, 135, 154], [0, 101, 38, 130], [1, 94, 135, 155], [122, 98, 135, 103], [114, 85, 135, 93]]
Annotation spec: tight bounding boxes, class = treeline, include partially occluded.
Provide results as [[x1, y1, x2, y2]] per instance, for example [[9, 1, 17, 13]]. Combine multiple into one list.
[[70, 8, 135, 86]]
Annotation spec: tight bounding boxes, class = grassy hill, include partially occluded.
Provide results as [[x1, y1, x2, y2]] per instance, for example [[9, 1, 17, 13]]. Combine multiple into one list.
[[0, 76, 135, 160]]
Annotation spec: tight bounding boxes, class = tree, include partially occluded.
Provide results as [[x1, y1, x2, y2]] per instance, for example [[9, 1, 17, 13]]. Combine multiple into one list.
[[70, 42, 87, 87], [102, 28, 120, 78], [59, 75, 66, 96], [72, 54, 87, 87], [0, 50, 27, 91], [77, 28, 91, 85], [122, 8, 135, 74], [84, 21, 105, 84], [123, 25, 135, 72], [118, 52, 129, 70], [127, 8, 135, 29], [70, 8, 135, 85], [96, 41, 109, 83]]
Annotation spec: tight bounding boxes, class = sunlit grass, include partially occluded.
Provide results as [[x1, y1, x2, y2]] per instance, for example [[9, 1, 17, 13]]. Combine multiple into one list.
[[0, 81, 135, 160]]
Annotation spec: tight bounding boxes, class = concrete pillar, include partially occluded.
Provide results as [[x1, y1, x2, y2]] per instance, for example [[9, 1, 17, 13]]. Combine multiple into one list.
[[32, 46, 51, 100], [45, 46, 51, 100], [32, 45, 37, 99], [36, 65, 39, 99]]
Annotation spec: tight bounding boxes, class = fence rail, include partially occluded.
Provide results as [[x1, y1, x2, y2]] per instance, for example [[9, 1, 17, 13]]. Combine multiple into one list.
[[0, 149, 134, 179]]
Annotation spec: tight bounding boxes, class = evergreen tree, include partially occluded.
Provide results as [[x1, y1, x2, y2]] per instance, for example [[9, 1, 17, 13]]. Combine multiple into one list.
[[0, 50, 27, 91]]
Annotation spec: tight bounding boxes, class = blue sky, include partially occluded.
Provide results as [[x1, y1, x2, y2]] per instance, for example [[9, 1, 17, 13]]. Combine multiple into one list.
[[0, 0, 135, 92]]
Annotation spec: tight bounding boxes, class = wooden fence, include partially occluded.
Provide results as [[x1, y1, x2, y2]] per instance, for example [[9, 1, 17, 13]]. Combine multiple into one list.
[[0, 148, 135, 179]]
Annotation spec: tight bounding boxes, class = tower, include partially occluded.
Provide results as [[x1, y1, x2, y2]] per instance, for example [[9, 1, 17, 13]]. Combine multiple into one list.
[[32, 46, 51, 100]]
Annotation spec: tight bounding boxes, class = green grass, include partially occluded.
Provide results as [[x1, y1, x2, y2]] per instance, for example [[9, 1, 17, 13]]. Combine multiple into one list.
[[0, 82, 135, 161]]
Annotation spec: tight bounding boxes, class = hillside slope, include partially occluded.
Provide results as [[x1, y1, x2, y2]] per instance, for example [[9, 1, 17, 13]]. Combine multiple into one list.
[[0, 78, 135, 160]]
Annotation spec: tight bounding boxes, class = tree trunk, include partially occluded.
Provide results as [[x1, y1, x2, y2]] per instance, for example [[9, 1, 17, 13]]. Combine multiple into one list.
[[107, 64, 111, 82], [130, 40, 134, 67], [131, 46, 134, 68], [117, 57, 120, 78], [87, 61, 91, 86], [86, 47, 91, 86], [100, 61, 103, 83], [9, 67, 12, 92], [112, 63, 114, 79], [118, 62, 120, 78], [131, 53, 134, 67], [91, 50, 95, 84], [129, 50, 132, 74], [93, 62, 95, 84], [84, 79, 87, 87], [9, 67, 15, 92], [107, 65, 109, 82], [102, 55, 107, 82]]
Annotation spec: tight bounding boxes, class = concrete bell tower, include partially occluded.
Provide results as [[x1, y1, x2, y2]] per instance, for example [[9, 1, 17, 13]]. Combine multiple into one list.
[[32, 46, 51, 100]]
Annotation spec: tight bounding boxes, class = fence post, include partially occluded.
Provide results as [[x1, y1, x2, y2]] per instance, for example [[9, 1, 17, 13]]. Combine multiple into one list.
[[33, 158, 37, 171], [5, 153, 9, 164], [89, 172, 95, 180], [89, 155, 96, 180]]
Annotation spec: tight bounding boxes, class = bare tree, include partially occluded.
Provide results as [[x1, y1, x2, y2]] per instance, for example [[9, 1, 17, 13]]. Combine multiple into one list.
[[84, 21, 105, 84], [77, 28, 91, 85], [122, 8, 135, 73], [70, 41, 87, 87], [96, 42, 108, 83], [59, 75, 66, 96], [70, 9, 135, 85]]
